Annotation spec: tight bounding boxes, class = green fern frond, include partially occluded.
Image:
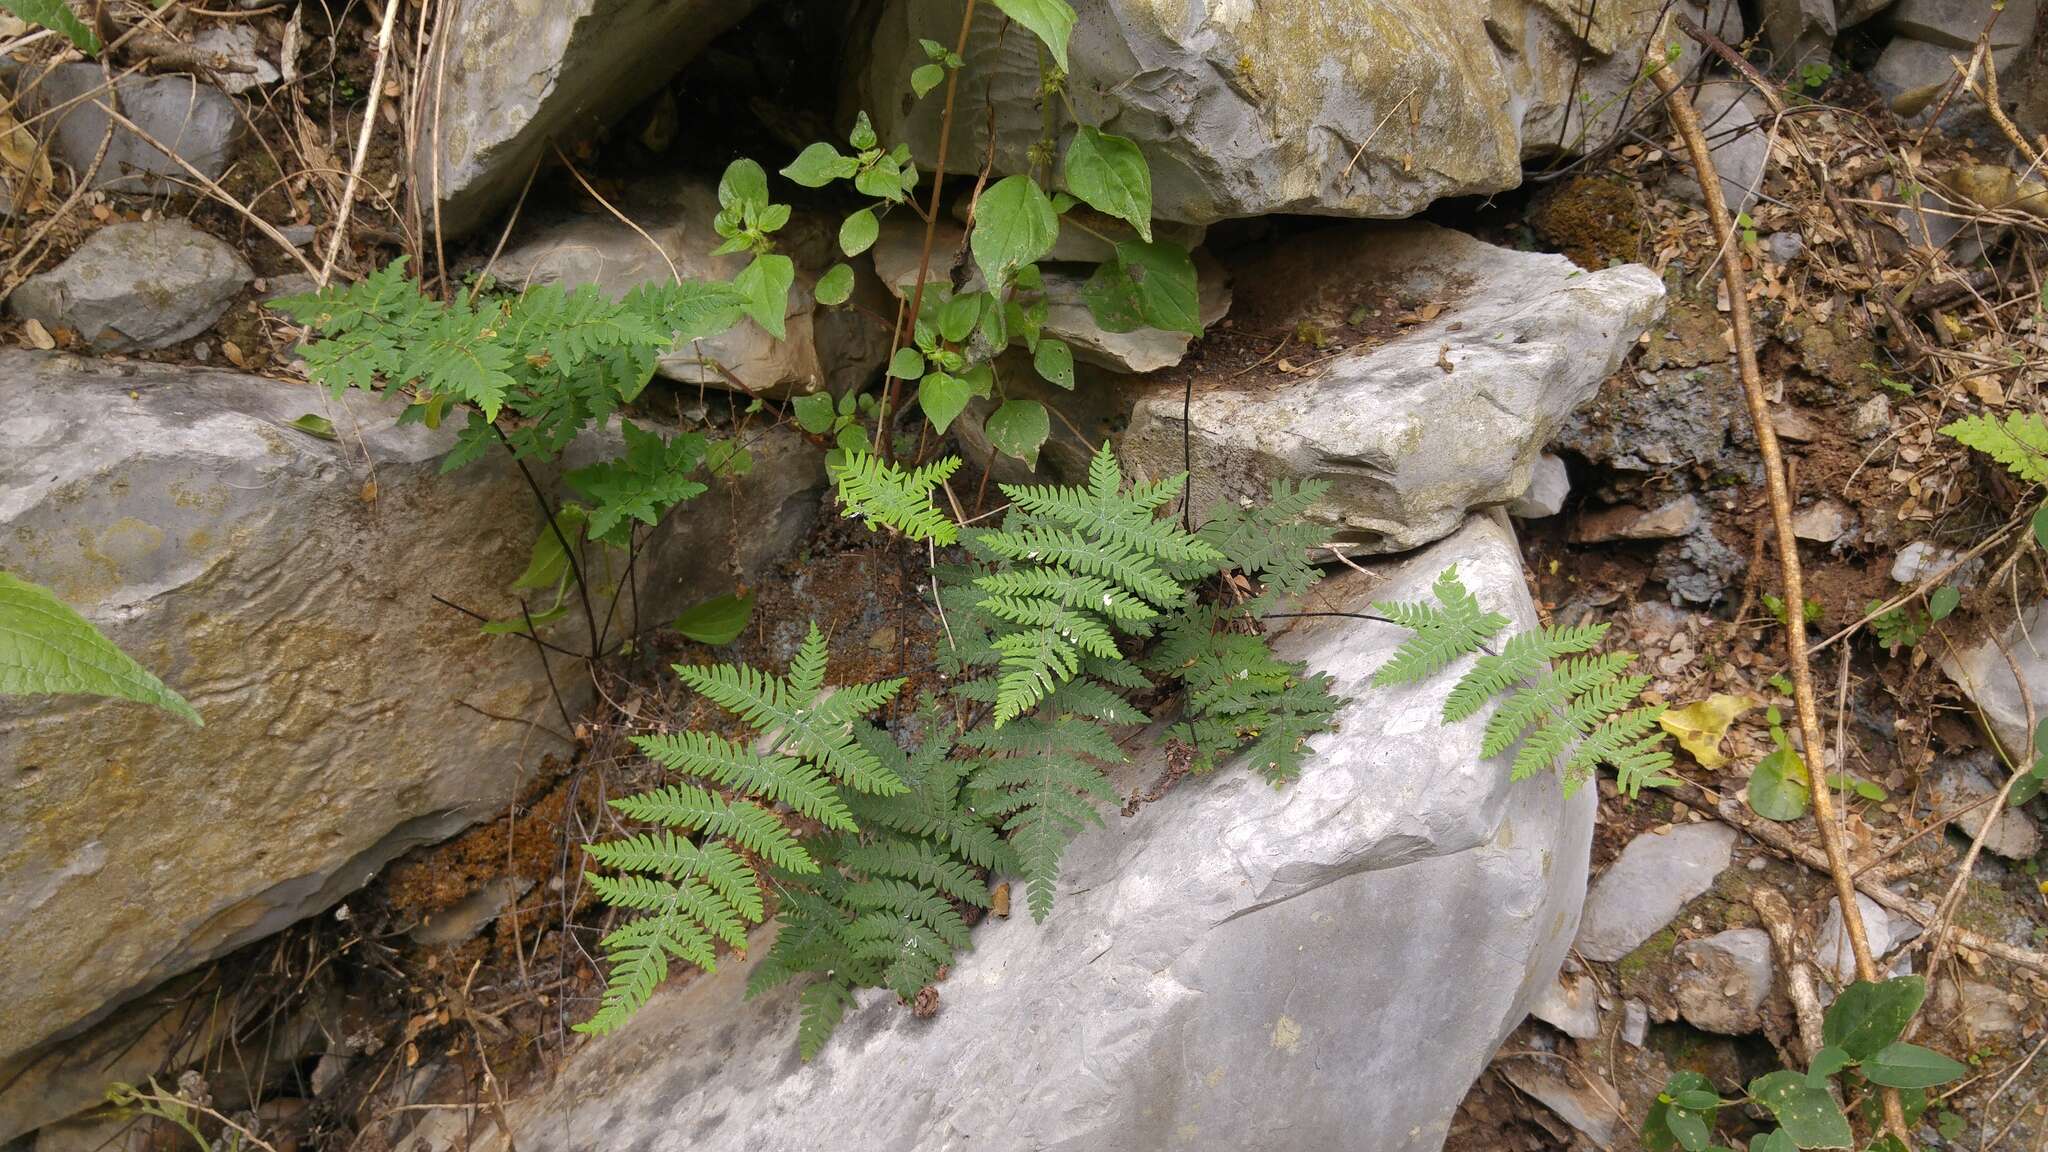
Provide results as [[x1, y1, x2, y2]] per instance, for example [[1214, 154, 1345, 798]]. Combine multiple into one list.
[[1480, 652, 1637, 759], [1370, 566, 1511, 687], [609, 785, 816, 873], [581, 832, 763, 920], [1186, 478, 1334, 597], [838, 838, 991, 906], [1941, 412, 2048, 483], [988, 629, 1085, 725], [795, 977, 856, 1060], [1564, 705, 1669, 787], [1443, 623, 1609, 722], [831, 450, 962, 543], [964, 711, 1121, 921], [973, 568, 1158, 623], [576, 902, 718, 1034], [630, 731, 854, 831]]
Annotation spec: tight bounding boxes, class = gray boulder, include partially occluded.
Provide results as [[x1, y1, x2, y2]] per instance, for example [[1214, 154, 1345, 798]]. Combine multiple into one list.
[[0, 351, 823, 1072], [480, 514, 1596, 1152], [1576, 823, 1737, 962], [1673, 928, 1774, 1035], [23, 66, 238, 193], [855, 1, 1738, 224], [1940, 601, 2048, 759], [1120, 222, 1664, 554], [425, 0, 760, 238], [9, 220, 249, 351]]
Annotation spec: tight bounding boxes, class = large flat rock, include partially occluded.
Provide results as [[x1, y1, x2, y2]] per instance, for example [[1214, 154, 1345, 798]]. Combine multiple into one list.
[[0, 352, 821, 1076], [854, 0, 1739, 223], [483, 514, 1595, 1152]]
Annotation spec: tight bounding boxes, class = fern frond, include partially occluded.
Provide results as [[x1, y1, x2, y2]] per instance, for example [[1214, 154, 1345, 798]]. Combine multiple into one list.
[[1564, 705, 1669, 787], [796, 978, 856, 1061], [989, 630, 1084, 725], [581, 832, 763, 921], [1941, 412, 2048, 483], [609, 785, 817, 874], [575, 901, 718, 1035], [973, 567, 1157, 623], [1480, 652, 1637, 758], [964, 711, 1121, 921], [1186, 478, 1334, 596], [831, 450, 961, 543], [630, 731, 854, 831], [1370, 566, 1510, 687], [1444, 623, 1609, 722], [838, 838, 991, 906], [974, 524, 1187, 608]]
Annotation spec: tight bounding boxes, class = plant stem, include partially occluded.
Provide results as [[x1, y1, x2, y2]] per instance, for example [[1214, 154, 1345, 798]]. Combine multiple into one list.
[[1646, 54, 1909, 1145], [319, 0, 403, 286], [494, 426, 600, 658], [879, 0, 980, 460]]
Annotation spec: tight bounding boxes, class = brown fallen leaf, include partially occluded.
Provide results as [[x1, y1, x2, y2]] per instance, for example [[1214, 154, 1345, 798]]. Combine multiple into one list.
[[991, 881, 1011, 919], [21, 318, 54, 350]]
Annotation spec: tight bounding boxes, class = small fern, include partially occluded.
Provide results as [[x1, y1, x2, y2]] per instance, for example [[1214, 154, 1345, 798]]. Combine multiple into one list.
[[961, 706, 1124, 921], [1143, 608, 1340, 782], [830, 450, 961, 544], [1177, 478, 1334, 606], [578, 623, 906, 1034], [1940, 412, 2048, 483], [1375, 571, 1674, 796]]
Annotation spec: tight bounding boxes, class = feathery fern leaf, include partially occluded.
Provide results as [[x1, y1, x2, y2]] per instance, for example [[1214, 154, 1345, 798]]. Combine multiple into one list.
[[1443, 623, 1608, 723], [963, 710, 1122, 921], [1941, 412, 2048, 483], [1370, 566, 1510, 687], [1180, 477, 1333, 600], [831, 450, 961, 543]]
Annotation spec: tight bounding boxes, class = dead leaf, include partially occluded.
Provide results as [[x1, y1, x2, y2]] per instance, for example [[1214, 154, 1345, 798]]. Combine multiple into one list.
[[21, 318, 54, 350], [1658, 693, 1755, 770], [991, 882, 1011, 918], [0, 105, 52, 213]]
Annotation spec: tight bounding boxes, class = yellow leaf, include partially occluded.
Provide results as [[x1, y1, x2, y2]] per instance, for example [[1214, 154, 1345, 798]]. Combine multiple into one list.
[[1659, 693, 1755, 770], [0, 106, 53, 213]]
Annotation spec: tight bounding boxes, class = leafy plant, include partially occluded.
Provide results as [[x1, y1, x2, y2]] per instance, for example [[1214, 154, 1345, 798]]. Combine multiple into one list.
[[1867, 600, 1928, 652], [1941, 411, 2048, 483], [0, 571, 199, 724], [1643, 976, 1963, 1150], [577, 624, 907, 1034], [1372, 569, 1673, 795], [1746, 706, 1811, 822], [2, 0, 101, 53]]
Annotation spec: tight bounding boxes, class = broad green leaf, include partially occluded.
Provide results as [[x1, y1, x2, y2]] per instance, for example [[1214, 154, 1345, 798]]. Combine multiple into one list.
[[782, 142, 858, 188], [888, 347, 926, 380], [1082, 258, 1144, 332], [815, 263, 855, 307], [854, 155, 905, 202], [1752, 1132, 1796, 1152], [512, 505, 588, 592], [849, 111, 879, 151], [734, 254, 794, 339], [1664, 1107, 1710, 1152], [1659, 693, 1753, 769], [792, 392, 837, 435], [288, 413, 337, 440], [1823, 977, 1924, 1059], [1928, 585, 1959, 621], [1747, 741, 1810, 821], [912, 63, 946, 98], [1034, 337, 1075, 389], [3, 0, 101, 52], [1644, 1072, 1713, 1152], [990, 0, 1075, 71], [1804, 1044, 1852, 1084], [1747, 1071, 1852, 1149], [983, 398, 1050, 468], [1825, 772, 1886, 801], [1671, 1089, 1722, 1111], [1113, 239, 1201, 334], [672, 592, 757, 645], [718, 158, 771, 215], [938, 292, 980, 343], [2009, 762, 2046, 806], [2034, 714, 2048, 759], [2034, 504, 2048, 552], [756, 203, 792, 235], [840, 208, 880, 257], [971, 175, 1058, 289], [1062, 127, 1152, 240], [1860, 1042, 1966, 1088], [917, 372, 972, 435], [0, 571, 198, 724]]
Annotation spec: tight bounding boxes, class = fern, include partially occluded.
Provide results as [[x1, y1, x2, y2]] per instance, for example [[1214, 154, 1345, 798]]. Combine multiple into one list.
[[962, 709, 1123, 921], [1941, 412, 2048, 483], [1376, 569, 1675, 797], [1143, 608, 1341, 782], [566, 420, 708, 546], [831, 450, 961, 544], [577, 624, 906, 1035], [1179, 478, 1334, 605], [748, 712, 1005, 1057], [1369, 566, 1511, 687]]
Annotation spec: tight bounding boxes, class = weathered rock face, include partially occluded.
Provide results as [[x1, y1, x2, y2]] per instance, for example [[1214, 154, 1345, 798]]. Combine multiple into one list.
[[1941, 602, 2048, 758], [486, 181, 889, 397], [0, 352, 823, 1069], [1119, 222, 1665, 554], [9, 221, 250, 351], [1575, 823, 1737, 963], [425, 0, 760, 238], [25, 66, 238, 193], [855, 0, 1738, 224], [484, 514, 1595, 1152]]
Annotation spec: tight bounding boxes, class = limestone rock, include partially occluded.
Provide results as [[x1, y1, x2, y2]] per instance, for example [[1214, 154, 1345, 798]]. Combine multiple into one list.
[[8, 221, 249, 351], [1576, 823, 1737, 962], [191, 25, 281, 94], [1499, 1058, 1624, 1146], [1688, 82, 1770, 216], [1509, 454, 1570, 520], [24, 66, 238, 193], [1816, 894, 1892, 985], [1119, 222, 1664, 555], [1889, 0, 2039, 49], [1933, 758, 2041, 861], [1529, 972, 1601, 1039], [0, 352, 823, 1067], [1959, 981, 2025, 1036], [1571, 496, 1703, 543], [484, 181, 888, 397], [855, 0, 1740, 224], [425, 0, 760, 238], [1791, 499, 1850, 543], [1940, 601, 2048, 756], [1760, 0, 1836, 72], [482, 515, 1596, 1152], [1673, 928, 1774, 1035], [1852, 394, 1892, 438]]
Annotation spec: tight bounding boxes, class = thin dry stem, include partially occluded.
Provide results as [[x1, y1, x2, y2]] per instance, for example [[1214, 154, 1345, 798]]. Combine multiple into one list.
[[318, 0, 403, 285]]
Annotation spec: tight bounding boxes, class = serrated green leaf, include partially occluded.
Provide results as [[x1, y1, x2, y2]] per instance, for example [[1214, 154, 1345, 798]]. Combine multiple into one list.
[[0, 572, 198, 724], [1034, 337, 1075, 389], [815, 263, 855, 307], [671, 592, 756, 646], [3, 0, 100, 52], [734, 254, 794, 339], [984, 398, 1050, 469], [840, 208, 880, 257], [1860, 1042, 1967, 1088], [918, 373, 973, 435], [971, 175, 1058, 289], [989, 0, 1075, 71], [1062, 127, 1152, 241]]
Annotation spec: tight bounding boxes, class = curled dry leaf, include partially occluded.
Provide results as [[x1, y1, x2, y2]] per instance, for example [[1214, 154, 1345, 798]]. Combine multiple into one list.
[[1658, 693, 1755, 770]]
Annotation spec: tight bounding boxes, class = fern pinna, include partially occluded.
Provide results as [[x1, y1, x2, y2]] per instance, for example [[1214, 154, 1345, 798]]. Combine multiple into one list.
[[578, 623, 907, 1035], [1373, 568, 1674, 796], [749, 714, 1012, 1058]]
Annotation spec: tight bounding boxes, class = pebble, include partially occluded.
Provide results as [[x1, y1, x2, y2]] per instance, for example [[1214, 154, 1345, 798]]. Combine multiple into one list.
[[1892, 539, 1957, 584], [1575, 823, 1737, 962], [1815, 893, 1891, 985], [1528, 973, 1601, 1040], [1766, 231, 1805, 263], [1673, 928, 1774, 1035], [1508, 453, 1569, 519], [1570, 494, 1702, 544], [1791, 499, 1850, 544], [8, 220, 250, 351], [1621, 1000, 1649, 1046], [1851, 394, 1892, 439], [1934, 761, 2041, 860]]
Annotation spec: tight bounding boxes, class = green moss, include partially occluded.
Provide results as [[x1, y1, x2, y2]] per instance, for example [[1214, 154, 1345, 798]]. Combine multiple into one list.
[[1618, 926, 1678, 983]]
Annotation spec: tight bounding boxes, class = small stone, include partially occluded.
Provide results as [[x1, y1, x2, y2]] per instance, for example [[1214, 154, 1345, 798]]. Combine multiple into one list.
[[1940, 602, 2048, 755], [1851, 394, 1892, 439], [1673, 928, 1774, 1035], [1816, 893, 1892, 985], [1687, 82, 1769, 216], [1772, 407, 1821, 442], [1889, 0, 2039, 49], [8, 220, 250, 351], [1622, 1000, 1649, 1046], [280, 223, 318, 247], [1791, 499, 1850, 543], [1576, 823, 1738, 962], [1498, 1060, 1624, 1146], [191, 24, 281, 94], [407, 876, 532, 948], [26, 65, 238, 193], [1892, 540, 1956, 584], [1959, 981, 2023, 1036], [1747, 855, 1768, 872], [1529, 973, 1600, 1040], [1508, 453, 1569, 519], [1767, 231, 1806, 263], [1934, 760, 2041, 860], [1570, 495, 1701, 544]]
